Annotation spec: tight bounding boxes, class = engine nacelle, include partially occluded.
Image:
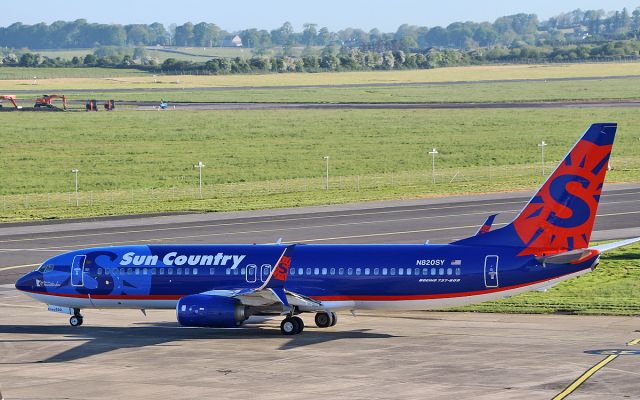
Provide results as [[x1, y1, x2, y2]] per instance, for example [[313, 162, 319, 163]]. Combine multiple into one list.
[[176, 294, 247, 328]]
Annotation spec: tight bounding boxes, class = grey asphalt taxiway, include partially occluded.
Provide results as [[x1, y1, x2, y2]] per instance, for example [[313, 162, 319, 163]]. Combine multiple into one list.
[[0, 185, 639, 399], [1, 183, 639, 284]]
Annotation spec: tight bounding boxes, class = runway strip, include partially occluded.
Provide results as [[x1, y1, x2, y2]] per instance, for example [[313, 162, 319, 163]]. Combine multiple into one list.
[[130, 99, 640, 110], [0, 184, 638, 284]]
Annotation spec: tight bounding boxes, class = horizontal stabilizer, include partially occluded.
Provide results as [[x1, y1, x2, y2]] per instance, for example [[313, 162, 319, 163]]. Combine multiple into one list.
[[590, 237, 640, 253]]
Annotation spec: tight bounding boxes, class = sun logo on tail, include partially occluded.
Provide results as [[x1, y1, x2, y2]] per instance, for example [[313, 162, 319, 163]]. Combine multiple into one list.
[[513, 137, 612, 256]]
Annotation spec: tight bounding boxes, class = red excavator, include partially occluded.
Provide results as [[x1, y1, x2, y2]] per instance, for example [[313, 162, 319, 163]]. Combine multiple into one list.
[[0, 95, 20, 109], [34, 94, 67, 110]]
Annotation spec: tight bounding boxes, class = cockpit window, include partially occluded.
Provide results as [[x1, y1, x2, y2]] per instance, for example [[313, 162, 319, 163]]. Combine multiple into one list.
[[37, 265, 55, 272]]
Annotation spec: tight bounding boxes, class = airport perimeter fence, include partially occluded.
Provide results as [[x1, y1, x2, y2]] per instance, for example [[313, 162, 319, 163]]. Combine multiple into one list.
[[2, 157, 638, 214]]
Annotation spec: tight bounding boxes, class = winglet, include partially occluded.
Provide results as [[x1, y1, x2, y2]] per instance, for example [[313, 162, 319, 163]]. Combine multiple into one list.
[[259, 245, 295, 291], [475, 214, 498, 236]]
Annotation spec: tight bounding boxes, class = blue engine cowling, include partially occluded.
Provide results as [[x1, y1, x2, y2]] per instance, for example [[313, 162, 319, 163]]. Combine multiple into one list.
[[176, 294, 247, 328]]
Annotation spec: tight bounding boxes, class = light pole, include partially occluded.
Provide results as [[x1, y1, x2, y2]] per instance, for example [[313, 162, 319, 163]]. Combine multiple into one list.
[[429, 148, 438, 184], [323, 156, 329, 190], [71, 169, 79, 207], [537, 140, 547, 176], [194, 161, 205, 198]]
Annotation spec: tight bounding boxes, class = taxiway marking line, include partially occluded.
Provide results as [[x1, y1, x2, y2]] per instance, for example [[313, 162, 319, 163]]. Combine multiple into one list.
[[627, 338, 640, 346], [552, 354, 619, 400], [0, 193, 636, 245]]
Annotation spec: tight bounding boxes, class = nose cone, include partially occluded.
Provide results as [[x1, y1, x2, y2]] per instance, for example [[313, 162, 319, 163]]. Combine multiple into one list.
[[15, 273, 33, 292]]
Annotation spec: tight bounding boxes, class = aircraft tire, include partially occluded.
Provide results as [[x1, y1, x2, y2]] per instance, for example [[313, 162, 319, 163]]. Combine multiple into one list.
[[69, 315, 83, 327], [315, 312, 332, 328], [330, 312, 337, 327], [292, 316, 304, 334], [281, 317, 297, 335]]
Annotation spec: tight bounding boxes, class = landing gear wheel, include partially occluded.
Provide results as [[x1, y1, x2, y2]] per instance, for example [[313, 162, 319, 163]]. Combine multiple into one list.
[[330, 312, 337, 327], [315, 312, 332, 328], [291, 316, 304, 333], [280, 316, 304, 335], [281, 317, 296, 335], [69, 315, 83, 327]]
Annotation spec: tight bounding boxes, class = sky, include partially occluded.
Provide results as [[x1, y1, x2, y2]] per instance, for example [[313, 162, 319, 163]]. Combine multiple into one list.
[[3, 1, 640, 32]]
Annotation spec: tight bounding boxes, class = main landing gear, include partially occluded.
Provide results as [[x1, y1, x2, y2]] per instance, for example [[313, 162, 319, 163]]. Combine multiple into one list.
[[279, 312, 338, 335], [280, 316, 304, 335], [314, 312, 337, 328], [69, 309, 83, 327]]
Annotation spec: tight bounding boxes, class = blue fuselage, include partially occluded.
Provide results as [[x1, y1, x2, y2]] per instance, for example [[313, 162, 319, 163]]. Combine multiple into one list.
[[15, 244, 597, 311]]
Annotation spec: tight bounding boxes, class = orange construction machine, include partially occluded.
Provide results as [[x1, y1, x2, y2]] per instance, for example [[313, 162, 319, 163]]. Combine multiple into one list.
[[0, 95, 19, 109], [35, 94, 67, 110]]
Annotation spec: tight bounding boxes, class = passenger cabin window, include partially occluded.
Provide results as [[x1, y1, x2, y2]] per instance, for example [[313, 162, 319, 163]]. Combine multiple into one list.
[[97, 268, 103, 275]]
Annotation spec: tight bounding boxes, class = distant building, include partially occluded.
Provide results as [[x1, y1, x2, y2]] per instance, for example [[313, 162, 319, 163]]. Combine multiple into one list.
[[222, 35, 243, 47]]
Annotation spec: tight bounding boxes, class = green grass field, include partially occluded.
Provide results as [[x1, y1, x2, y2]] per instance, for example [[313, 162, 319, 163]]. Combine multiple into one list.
[[0, 107, 639, 221], [456, 243, 640, 315]]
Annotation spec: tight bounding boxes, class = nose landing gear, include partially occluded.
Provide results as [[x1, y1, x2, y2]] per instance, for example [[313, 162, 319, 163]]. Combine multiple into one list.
[[69, 309, 83, 327]]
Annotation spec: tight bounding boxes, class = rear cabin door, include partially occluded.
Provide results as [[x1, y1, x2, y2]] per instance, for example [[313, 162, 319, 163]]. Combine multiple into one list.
[[71, 255, 86, 287], [484, 255, 499, 288]]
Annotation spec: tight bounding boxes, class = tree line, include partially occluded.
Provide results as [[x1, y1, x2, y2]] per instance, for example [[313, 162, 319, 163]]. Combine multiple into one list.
[[4, 40, 640, 73], [3, 7, 640, 52]]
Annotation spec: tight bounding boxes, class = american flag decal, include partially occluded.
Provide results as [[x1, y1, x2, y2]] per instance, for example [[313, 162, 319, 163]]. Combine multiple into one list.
[[451, 259, 462, 266]]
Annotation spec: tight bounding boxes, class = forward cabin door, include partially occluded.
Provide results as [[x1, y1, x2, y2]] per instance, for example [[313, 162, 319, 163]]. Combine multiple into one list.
[[484, 255, 499, 288], [71, 255, 86, 287]]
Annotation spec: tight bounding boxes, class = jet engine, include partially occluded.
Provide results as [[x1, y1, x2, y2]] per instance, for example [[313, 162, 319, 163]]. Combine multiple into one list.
[[176, 294, 247, 328]]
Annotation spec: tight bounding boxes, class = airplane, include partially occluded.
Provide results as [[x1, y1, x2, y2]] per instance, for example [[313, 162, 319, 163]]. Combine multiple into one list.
[[14, 123, 640, 335]]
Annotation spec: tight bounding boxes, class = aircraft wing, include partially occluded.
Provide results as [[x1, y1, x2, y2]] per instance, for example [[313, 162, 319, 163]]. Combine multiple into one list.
[[200, 245, 325, 312]]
